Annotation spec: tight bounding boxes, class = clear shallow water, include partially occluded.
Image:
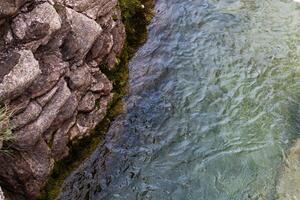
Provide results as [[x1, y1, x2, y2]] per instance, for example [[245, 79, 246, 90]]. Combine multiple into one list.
[[60, 0, 300, 199]]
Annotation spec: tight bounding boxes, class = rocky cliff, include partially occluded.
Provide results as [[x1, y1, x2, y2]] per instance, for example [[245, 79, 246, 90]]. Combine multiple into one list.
[[0, 0, 126, 199]]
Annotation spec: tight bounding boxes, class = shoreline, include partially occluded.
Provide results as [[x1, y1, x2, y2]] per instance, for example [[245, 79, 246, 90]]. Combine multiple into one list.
[[41, 1, 155, 199]]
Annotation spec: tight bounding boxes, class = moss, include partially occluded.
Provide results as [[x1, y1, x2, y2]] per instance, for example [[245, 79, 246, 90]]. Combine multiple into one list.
[[40, 1, 154, 199]]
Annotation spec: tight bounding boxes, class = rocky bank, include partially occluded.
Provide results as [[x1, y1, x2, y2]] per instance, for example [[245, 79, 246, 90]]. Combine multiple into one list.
[[0, 0, 127, 199]]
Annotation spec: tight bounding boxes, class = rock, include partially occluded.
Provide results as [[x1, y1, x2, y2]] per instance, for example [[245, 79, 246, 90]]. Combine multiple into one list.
[[51, 116, 76, 161], [47, 93, 79, 133], [0, 0, 125, 198], [59, 7, 102, 63], [0, 0, 27, 18], [7, 95, 30, 115], [0, 49, 40, 101], [11, 2, 61, 50], [62, 0, 118, 19], [88, 31, 113, 64], [0, 139, 53, 199], [36, 84, 59, 107], [90, 71, 112, 95], [14, 80, 71, 149], [27, 52, 68, 98], [0, 186, 4, 200], [75, 94, 112, 139], [106, 9, 125, 69], [11, 101, 42, 130], [78, 92, 96, 112], [68, 64, 93, 91]]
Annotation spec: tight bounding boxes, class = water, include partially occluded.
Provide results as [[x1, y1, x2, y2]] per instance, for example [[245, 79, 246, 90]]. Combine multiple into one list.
[[60, 0, 300, 199]]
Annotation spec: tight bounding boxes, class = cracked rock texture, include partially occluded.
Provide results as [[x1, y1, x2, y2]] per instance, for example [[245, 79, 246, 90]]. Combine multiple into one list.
[[0, 0, 125, 199]]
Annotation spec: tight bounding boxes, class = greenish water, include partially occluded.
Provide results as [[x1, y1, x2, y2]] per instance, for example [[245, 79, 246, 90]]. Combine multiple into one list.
[[59, 0, 300, 199]]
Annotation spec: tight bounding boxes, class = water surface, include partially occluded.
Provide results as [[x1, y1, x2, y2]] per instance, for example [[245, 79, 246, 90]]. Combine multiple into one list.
[[60, 0, 300, 199]]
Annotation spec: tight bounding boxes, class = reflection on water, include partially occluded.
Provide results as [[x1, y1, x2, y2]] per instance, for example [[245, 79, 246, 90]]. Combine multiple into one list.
[[59, 0, 300, 199]]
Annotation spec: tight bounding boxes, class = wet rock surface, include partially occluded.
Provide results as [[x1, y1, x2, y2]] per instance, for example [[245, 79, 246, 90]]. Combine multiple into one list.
[[0, 0, 125, 199]]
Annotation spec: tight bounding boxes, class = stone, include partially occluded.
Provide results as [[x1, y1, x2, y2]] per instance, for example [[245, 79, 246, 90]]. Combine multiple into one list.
[[13, 80, 71, 149], [51, 116, 76, 161], [68, 64, 93, 91], [106, 9, 125, 69], [12, 2, 61, 50], [27, 52, 68, 98], [7, 95, 30, 115], [36, 84, 59, 107], [78, 92, 96, 112], [63, 0, 118, 19], [75, 94, 112, 139], [0, 0, 128, 198], [11, 101, 42, 130], [88, 31, 113, 64], [90, 71, 112, 95], [47, 93, 79, 133], [0, 0, 27, 18], [0, 139, 53, 199], [59, 7, 102, 63], [0, 49, 40, 101]]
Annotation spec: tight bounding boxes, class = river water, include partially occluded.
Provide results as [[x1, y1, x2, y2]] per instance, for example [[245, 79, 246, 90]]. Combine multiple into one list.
[[59, 0, 300, 199]]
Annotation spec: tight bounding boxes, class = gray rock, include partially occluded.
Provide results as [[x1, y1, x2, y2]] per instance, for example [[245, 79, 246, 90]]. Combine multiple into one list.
[[28, 52, 68, 98], [59, 7, 102, 63], [0, 49, 40, 101], [62, 0, 118, 19], [12, 2, 61, 50], [68, 64, 93, 91], [14, 80, 71, 149]]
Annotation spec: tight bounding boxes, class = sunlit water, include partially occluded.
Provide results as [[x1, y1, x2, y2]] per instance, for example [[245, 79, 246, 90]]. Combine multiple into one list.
[[60, 0, 300, 199]]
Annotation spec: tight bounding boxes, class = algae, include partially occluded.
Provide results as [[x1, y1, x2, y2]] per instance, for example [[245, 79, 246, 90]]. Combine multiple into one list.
[[40, 1, 154, 199]]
